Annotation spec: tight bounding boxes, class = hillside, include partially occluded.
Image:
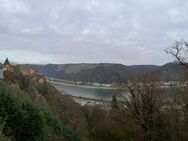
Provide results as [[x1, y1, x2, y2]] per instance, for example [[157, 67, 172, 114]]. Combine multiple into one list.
[[0, 65, 88, 141], [30, 63, 186, 83]]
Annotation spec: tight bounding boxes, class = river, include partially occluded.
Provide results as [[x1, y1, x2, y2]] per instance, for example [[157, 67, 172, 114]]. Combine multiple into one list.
[[51, 82, 122, 101]]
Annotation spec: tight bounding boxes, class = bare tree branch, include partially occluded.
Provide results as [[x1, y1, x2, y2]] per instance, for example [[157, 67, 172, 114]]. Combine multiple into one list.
[[165, 39, 188, 69]]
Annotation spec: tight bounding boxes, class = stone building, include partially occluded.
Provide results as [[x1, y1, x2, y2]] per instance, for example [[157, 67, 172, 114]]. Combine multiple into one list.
[[37, 73, 45, 84], [19, 65, 36, 77]]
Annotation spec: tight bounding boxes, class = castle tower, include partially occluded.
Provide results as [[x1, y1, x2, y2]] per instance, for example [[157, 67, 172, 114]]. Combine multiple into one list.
[[3, 58, 11, 72]]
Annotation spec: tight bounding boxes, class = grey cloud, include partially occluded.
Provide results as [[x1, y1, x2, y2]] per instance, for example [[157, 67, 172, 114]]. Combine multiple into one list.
[[0, 0, 188, 65]]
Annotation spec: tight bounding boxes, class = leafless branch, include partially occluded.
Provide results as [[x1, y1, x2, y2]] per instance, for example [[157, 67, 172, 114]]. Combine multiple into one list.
[[165, 39, 188, 69]]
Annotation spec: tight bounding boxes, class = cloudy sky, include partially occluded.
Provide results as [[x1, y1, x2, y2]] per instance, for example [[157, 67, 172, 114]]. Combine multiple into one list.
[[0, 0, 188, 65]]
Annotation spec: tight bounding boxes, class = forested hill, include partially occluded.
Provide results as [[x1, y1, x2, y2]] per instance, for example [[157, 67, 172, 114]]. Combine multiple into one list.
[[30, 63, 186, 83]]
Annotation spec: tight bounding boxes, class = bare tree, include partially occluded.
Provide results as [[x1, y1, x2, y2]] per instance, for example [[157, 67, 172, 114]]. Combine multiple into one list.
[[116, 74, 169, 141], [165, 39, 188, 140], [165, 39, 188, 69]]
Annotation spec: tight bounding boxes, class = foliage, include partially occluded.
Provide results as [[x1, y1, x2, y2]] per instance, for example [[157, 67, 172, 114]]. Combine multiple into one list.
[[3, 71, 32, 92], [0, 83, 47, 141], [42, 108, 79, 141], [37, 84, 49, 96], [0, 83, 79, 141]]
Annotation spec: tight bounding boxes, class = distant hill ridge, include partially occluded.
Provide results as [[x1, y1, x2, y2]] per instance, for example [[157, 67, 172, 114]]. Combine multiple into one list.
[[29, 63, 186, 83]]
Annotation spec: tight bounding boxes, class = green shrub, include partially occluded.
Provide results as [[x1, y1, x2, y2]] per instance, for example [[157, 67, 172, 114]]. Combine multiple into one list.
[[0, 83, 80, 141], [37, 84, 49, 96], [0, 84, 47, 141]]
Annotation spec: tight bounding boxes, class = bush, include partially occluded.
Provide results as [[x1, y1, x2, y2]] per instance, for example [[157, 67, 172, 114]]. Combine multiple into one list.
[[0, 83, 80, 141], [0, 84, 47, 141], [37, 84, 49, 96]]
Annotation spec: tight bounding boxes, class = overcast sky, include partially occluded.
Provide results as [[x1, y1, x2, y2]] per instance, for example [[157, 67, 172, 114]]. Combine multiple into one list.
[[0, 0, 188, 65]]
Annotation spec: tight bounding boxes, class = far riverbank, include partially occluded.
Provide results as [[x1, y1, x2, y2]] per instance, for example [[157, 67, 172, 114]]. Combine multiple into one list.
[[46, 78, 119, 90]]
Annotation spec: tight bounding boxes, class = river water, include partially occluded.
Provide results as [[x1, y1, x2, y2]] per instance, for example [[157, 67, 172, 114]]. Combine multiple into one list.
[[51, 83, 122, 101]]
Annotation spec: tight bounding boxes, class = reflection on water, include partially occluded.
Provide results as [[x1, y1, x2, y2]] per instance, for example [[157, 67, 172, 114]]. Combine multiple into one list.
[[52, 83, 122, 100]]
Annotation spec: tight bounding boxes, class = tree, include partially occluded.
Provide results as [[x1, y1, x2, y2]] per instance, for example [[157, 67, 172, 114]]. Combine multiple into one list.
[[111, 95, 118, 109], [117, 74, 170, 141], [165, 39, 188, 140], [165, 39, 188, 69]]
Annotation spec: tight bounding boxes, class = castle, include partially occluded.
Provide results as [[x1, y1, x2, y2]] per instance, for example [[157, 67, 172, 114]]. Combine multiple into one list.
[[0, 58, 45, 84]]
